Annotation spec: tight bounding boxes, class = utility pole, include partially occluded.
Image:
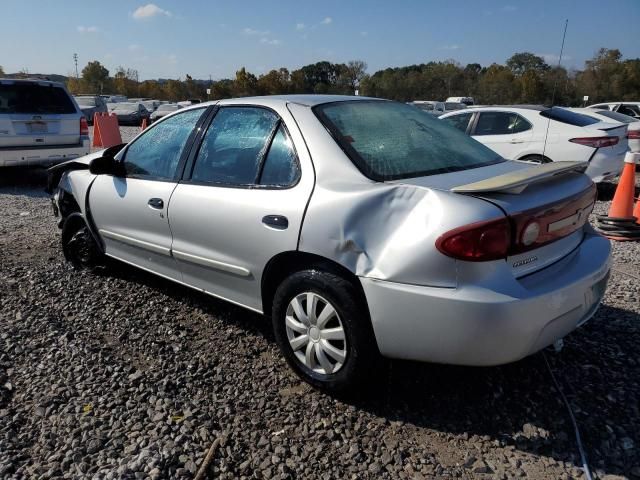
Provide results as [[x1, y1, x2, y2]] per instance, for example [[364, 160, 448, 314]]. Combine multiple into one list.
[[73, 53, 78, 78]]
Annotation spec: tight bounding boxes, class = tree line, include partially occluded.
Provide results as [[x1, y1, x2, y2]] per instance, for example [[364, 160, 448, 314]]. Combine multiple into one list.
[[40, 48, 640, 105]]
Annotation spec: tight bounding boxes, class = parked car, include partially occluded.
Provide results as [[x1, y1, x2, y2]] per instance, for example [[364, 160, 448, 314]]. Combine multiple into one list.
[[48, 96, 611, 392], [587, 102, 640, 120], [150, 103, 182, 122], [100, 94, 127, 103], [0, 78, 90, 167], [412, 101, 466, 115], [446, 96, 474, 106], [110, 102, 150, 125], [142, 100, 160, 113], [73, 95, 108, 125], [569, 107, 640, 153], [439, 106, 628, 183]]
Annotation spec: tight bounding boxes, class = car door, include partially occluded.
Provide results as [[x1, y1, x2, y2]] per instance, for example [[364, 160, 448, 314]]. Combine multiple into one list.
[[470, 111, 533, 159], [89, 107, 208, 280], [168, 105, 314, 311]]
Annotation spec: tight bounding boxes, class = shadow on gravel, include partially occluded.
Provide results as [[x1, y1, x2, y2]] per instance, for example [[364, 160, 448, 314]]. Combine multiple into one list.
[[597, 180, 640, 202], [0, 167, 49, 197], [94, 260, 638, 477]]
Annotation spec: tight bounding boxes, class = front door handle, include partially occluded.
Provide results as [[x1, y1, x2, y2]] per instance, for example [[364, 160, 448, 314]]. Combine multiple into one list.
[[148, 198, 164, 209], [262, 215, 288, 230], [510, 139, 525, 144]]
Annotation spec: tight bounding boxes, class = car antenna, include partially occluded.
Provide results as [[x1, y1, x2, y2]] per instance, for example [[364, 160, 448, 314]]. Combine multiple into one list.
[[542, 19, 569, 162]]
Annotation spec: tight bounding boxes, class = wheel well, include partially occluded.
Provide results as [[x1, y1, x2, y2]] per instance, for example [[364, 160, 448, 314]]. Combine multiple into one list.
[[261, 251, 367, 317], [58, 189, 81, 218], [519, 154, 552, 163]]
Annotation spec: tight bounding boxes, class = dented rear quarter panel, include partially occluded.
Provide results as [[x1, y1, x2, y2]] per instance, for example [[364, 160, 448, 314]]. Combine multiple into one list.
[[288, 102, 505, 288]]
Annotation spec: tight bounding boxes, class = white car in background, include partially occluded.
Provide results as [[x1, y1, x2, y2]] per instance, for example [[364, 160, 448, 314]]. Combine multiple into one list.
[[571, 107, 640, 153], [439, 106, 628, 183], [587, 102, 640, 120]]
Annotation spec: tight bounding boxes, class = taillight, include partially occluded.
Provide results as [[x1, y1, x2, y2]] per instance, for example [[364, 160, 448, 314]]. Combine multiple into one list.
[[436, 218, 510, 261], [627, 130, 640, 140], [80, 117, 89, 136], [569, 136, 619, 148]]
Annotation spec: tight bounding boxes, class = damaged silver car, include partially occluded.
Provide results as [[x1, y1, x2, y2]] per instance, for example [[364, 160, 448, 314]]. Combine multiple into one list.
[[48, 95, 611, 392]]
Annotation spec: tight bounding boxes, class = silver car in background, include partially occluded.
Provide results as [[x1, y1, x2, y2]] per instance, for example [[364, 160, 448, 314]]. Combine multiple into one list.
[[149, 103, 182, 123], [73, 95, 108, 125], [48, 95, 611, 392], [0, 79, 90, 167]]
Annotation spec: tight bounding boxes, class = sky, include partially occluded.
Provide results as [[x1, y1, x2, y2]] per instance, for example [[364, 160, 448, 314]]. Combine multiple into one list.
[[2, 0, 640, 81]]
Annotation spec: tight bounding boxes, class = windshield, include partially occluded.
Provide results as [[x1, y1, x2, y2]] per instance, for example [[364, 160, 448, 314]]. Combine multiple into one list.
[[540, 107, 599, 126], [0, 83, 76, 114], [113, 103, 137, 110], [591, 110, 637, 124], [314, 100, 503, 181], [74, 96, 96, 106], [445, 102, 466, 111]]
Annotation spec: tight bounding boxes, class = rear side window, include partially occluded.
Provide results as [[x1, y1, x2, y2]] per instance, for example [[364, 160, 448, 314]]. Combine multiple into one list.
[[0, 83, 76, 114], [618, 105, 640, 117], [441, 112, 472, 132], [592, 110, 636, 124], [191, 107, 279, 185], [314, 100, 502, 181], [259, 125, 300, 187], [474, 112, 531, 136], [540, 107, 599, 127]]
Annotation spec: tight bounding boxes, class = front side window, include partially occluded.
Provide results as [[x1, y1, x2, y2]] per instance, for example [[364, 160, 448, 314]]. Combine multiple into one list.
[[315, 100, 502, 181], [123, 108, 204, 179], [191, 107, 279, 185], [441, 112, 473, 132]]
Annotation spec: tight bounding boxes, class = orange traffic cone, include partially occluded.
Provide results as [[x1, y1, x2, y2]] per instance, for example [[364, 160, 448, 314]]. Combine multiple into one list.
[[608, 152, 638, 218], [595, 152, 640, 240], [141, 118, 148, 131], [633, 193, 640, 225]]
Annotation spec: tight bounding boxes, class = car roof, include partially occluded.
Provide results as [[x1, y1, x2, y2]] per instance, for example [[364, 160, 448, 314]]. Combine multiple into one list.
[[0, 78, 65, 88], [214, 94, 380, 108]]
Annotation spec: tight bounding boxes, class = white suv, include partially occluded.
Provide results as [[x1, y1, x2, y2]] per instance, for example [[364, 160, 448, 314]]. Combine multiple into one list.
[[0, 79, 90, 167]]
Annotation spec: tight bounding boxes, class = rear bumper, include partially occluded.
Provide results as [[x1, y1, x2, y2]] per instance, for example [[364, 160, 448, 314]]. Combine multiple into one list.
[[0, 137, 90, 167], [360, 231, 611, 366], [585, 148, 626, 183]]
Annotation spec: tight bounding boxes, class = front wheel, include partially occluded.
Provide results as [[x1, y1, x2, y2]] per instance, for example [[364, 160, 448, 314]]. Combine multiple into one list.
[[272, 269, 380, 393], [61, 217, 104, 270]]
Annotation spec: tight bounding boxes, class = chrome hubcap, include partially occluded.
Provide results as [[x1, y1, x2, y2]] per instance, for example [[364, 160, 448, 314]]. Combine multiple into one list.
[[285, 292, 347, 375]]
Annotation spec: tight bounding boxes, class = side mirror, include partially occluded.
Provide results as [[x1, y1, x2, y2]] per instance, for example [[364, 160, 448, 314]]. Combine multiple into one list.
[[89, 155, 125, 176]]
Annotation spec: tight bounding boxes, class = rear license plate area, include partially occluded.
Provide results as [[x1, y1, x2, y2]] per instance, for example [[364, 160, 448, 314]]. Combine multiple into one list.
[[28, 121, 47, 134]]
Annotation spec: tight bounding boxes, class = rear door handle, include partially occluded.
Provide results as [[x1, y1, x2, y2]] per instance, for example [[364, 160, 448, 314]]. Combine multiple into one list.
[[262, 215, 288, 230], [148, 198, 164, 209]]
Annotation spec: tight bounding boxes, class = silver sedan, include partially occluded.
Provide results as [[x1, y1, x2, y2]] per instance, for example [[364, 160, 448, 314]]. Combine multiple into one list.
[[48, 95, 611, 392]]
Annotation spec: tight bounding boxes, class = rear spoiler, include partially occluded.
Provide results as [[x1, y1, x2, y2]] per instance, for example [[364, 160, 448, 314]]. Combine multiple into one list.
[[451, 161, 588, 194]]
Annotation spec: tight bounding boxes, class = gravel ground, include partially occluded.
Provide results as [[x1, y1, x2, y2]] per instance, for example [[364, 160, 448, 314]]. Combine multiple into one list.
[[0, 135, 639, 479]]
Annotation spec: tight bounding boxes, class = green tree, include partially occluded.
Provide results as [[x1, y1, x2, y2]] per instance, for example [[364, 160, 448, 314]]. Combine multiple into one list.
[[339, 60, 368, 93], [81, 61, 110, 93], [506, 52, 549, 76], [232, 67, 258, 97]]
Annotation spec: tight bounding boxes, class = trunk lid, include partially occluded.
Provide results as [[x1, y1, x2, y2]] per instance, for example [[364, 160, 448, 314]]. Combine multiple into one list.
[[396, 160, 596, 277]]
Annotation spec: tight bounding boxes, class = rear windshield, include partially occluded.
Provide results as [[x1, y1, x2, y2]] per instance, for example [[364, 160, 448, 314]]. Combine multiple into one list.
[[540, 107, 599, 127], [0, 83, 76, 114], [314, 100, 503, 181], [590, 110, 637, 124]]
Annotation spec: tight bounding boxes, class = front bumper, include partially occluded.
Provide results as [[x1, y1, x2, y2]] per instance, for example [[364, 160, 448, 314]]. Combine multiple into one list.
[[360, 231, 611, 366], [0, 138, 91, 167]]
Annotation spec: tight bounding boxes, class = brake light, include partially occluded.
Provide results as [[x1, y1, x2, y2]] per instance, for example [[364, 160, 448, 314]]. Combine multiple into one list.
[[436, 218, 510, 261], [627, 130, 640, 140], [80, 117, 89, 136], [569, 136, 619, 148]]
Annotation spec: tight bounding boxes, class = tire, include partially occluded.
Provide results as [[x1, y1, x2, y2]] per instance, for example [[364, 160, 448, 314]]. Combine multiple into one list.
[[272, 269, 380, 393], [521, 154, 551, 164], [61, 217, 104, 270]]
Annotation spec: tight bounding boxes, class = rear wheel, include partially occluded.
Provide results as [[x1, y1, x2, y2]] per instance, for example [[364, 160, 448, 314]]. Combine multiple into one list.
[[272, 269, 380, 393], [61, 217, 103, 270]]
